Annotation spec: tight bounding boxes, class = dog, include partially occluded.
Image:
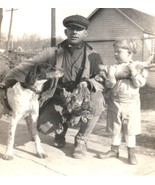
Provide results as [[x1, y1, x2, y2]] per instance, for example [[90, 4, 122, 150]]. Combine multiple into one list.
[[1, 63, 63, 160]]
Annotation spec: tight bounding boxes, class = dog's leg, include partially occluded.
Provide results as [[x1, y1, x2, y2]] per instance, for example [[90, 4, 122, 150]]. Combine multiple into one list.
[[25, 116, 34, 141], [26, 114, 47, 158], [3, 114, 20, 160]]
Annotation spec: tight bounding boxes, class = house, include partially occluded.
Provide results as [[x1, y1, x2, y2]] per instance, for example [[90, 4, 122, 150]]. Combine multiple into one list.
[[86, 8, 155, 87]]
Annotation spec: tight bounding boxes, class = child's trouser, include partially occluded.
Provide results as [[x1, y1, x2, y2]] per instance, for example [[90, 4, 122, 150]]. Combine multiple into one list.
[[112, 133, 136, 147]]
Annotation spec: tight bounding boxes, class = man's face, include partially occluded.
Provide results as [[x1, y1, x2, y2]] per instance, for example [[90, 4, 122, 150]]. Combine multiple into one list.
[[65, 25, 88, 45]]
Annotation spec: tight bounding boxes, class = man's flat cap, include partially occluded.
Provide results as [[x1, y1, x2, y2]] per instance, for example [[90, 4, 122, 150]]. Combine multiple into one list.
[[63, 14, 89, 29]]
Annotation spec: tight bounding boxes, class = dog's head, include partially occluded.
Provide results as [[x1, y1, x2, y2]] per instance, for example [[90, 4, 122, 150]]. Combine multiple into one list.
[[45, 67, 64, 79], [24, 63, 64, 87]]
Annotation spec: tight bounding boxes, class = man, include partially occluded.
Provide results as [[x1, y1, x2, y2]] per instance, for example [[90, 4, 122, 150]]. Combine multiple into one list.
[[3, 14, 106, 159]]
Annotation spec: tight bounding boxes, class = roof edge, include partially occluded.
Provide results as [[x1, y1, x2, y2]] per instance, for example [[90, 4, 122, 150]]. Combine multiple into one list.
[[87, 8, 99, 19], [87, 8, 155, 34], [87, 8, 145, 31], [115, 8, 145, 31]]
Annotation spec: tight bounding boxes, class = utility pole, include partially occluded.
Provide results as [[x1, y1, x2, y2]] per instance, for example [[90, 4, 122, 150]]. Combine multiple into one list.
[[0, 8, 3, 48], [6, 8, 18, 52], [51, 8, 56, 47]]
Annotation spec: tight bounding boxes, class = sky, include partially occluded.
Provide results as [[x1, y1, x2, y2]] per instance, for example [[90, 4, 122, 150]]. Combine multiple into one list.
[[2, 8, 95, 40], [1, 4, 155, 40]]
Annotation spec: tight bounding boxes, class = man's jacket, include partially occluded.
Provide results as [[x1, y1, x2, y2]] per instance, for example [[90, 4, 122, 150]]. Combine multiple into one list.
[[3, 40, 104, 92]]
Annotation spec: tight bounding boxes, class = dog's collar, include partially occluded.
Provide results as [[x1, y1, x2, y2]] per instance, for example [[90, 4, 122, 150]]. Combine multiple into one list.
[[20, 82, 41, 94], [27, 86, 41, 94]]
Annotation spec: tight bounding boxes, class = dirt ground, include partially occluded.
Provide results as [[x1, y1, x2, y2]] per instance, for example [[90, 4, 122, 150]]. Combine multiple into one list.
[[0, 88, 155, 177], [0, 86, 154, 160]]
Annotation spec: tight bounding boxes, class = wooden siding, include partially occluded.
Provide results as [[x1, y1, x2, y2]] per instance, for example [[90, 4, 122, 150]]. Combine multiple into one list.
[[87, 8, 148, 63], [86, 8, 155, 87], [87, 9, 144, 40], [88, 41, 117, 65]]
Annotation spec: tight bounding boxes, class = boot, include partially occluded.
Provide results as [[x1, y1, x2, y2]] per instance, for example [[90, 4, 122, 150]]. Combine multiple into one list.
[[127, 147, 137, 165], [53, 134, 66, 148], [73, 134, 87, 159], [98, 145, 119, 159], [53, 122, 68, 148], [73, 140, 87, 159]]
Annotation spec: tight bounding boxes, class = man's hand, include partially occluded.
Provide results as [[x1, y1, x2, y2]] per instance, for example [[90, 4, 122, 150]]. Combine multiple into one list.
[[0, 81, 5, 89], [108, 66, 117, 78]]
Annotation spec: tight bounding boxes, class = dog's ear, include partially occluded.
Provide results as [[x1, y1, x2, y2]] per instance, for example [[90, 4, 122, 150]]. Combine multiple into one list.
[[24, 65, 38, 86], [37, 63, 52, 79]]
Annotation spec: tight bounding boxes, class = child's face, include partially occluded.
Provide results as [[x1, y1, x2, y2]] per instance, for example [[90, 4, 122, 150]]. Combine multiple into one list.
[[114, 47, 133, 64]]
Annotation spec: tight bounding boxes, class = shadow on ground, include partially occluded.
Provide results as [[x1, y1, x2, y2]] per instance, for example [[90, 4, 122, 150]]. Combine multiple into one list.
[[0, 114, 155, 158], [0, 120, 32, 146]]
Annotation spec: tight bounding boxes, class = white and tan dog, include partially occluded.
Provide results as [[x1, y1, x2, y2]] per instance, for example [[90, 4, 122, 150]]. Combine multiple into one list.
[[2, 63, 63, 160]]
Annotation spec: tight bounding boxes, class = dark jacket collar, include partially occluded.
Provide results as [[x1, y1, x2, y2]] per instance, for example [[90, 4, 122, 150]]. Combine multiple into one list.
[[58, 39, 93, 50]]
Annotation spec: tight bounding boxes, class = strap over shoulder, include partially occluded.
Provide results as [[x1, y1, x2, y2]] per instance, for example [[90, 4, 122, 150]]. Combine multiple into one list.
[[54, 47, 64, 69]]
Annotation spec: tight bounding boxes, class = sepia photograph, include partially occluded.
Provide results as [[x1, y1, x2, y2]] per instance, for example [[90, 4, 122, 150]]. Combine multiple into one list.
[[0, 0, 155, 179]]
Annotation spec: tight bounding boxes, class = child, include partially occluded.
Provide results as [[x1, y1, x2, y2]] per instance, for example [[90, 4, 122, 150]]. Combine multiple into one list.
[[98, 39, 148, 165]]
